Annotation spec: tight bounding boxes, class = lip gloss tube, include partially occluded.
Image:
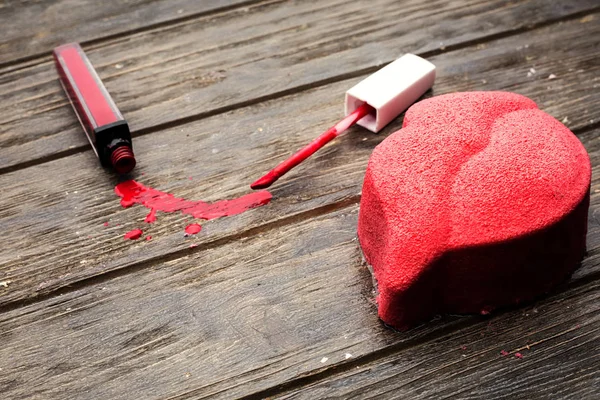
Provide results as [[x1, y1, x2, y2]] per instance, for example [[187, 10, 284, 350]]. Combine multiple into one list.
[[53, 43, 136, 174]]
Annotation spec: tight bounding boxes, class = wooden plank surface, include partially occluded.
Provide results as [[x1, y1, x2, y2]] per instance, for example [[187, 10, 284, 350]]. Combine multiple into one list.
[[0, 0, 259, 66], [1, 1, 599, 399], [278, 281, 600, 400], [1, 14, 599, 309], [0, 205, 599, 400], [1, 0, 598, 173]]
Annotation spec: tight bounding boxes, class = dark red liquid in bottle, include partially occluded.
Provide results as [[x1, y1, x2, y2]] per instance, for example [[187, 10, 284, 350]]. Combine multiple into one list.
[[53, 43, 136, 174]]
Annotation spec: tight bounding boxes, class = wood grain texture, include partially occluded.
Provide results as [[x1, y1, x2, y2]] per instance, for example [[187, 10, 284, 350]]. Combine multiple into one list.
[[0, 0, 260, 66], [1, 2, 599, 398], [1, 16, 599, 308], [277, 281, 600, 400], [0, 207, 435, 400], [0, 206, 598, 400], [1, 0, 598, 172]]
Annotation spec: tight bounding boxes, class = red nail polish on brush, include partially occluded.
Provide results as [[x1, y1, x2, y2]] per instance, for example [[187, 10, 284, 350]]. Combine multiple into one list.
[[53, 43, 136, 174]]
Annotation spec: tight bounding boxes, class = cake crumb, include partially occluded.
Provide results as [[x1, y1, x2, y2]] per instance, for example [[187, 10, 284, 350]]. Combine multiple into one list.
[[548, 74, 557, 79], [515, 352, 523, 359], [500, 350, 509, 356], [345, 353, 353, 359], [320, 357, 328, 363]]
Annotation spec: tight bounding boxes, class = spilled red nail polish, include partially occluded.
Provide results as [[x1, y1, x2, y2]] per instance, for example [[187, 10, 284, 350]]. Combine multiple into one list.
[[124, 229, 143, 240], [145, 235, 153, 241], [145, 208, 157, 223], [185, 223, 202, 235], [103, 222, 109, 227], [115, 180, 272, 236]]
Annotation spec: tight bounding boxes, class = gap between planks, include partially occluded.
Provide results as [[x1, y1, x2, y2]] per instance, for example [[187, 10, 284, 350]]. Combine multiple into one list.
[[1, 5, 598, 176], [1, 14, 599, 314], [157, 279, 600, 400], [0, 0, 281, 72], [0, 196, 360, 315], [271, 284, 600, 399]]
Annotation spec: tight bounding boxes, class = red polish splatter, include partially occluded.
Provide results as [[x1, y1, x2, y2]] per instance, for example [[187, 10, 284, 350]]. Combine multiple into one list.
[[500, 350, 509, 356], [185, 223, 202, 235], [124, 229, 143, 240], [145, 236, 153, 241], [145, 208, 157, 223], [190, 244, 198, 248], [514, 352, 523, 359], [115, 180, 272, 235], [103, 222, 109, 227]]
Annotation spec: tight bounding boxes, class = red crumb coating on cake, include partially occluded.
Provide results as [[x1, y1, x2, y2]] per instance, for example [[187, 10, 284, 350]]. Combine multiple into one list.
[[357, 92, 590, 330]]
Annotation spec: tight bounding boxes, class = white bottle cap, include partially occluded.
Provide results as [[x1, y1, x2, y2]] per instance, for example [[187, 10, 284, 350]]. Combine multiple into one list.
[[345, 54, 436, 133]]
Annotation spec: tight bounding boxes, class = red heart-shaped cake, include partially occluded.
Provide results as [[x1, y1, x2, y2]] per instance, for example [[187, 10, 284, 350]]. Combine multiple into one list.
[[358, 91, 591, 330]]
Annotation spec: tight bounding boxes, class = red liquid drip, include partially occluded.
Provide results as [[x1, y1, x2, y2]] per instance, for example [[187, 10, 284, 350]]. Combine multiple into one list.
[[124, 229, 143, 240], [145, 208, 157, 223], [115, 180, 272, 236], [185, 223, 202, 235]]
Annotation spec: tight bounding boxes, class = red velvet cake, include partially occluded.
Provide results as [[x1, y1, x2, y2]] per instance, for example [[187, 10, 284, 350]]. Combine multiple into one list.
[[357, 91, 591, 330]]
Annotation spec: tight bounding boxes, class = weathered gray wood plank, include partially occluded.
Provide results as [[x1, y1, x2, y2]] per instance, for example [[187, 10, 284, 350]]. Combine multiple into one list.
[[0, 0, 261, 66], [277, 281, 600, 400], [0, 205, 598, 400], [0, 207, 430, 399], [1, 0, 598, 172], [1, 16, 599, 308]]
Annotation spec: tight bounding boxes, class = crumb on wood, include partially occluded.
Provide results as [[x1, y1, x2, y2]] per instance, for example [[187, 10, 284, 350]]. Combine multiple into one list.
[[500, 350, 509, 356], [515, 352, 523, 359]]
